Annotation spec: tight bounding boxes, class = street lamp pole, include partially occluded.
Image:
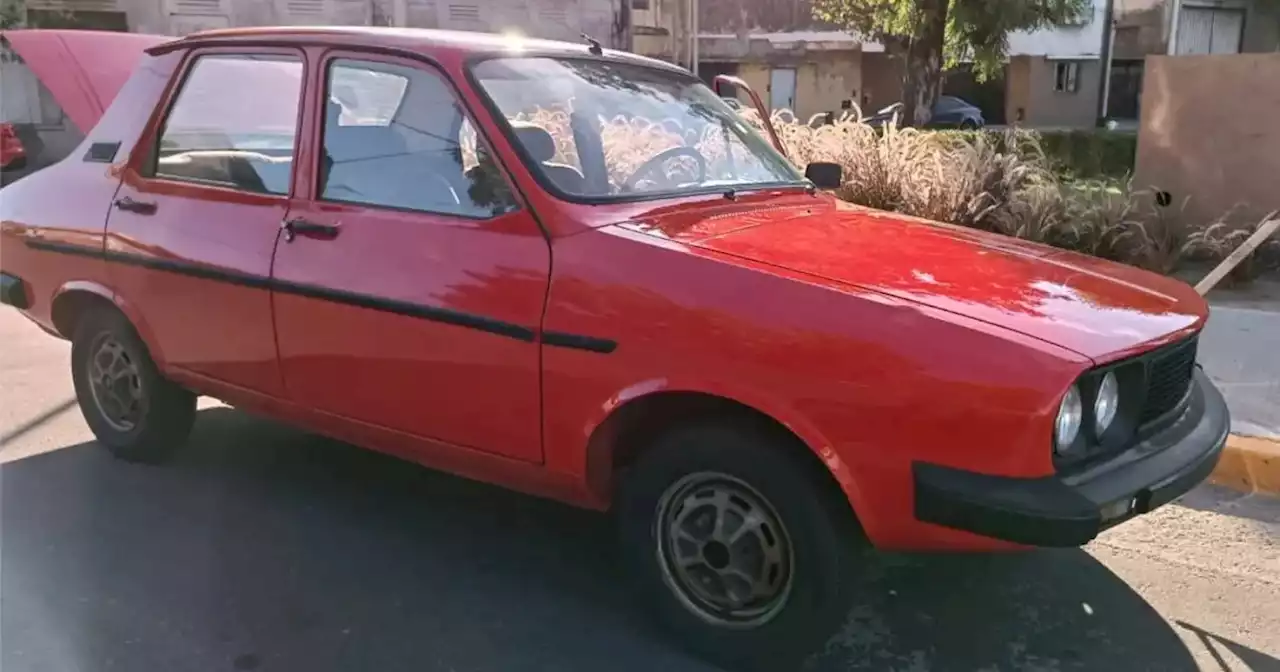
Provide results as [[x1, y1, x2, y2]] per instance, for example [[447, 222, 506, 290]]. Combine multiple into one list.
[[691, 0, 699, 77], [1167, 0, 1183, 54]]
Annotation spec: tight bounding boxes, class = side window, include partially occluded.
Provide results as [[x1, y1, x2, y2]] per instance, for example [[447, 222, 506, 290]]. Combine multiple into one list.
[[319, 59, 517, 218], [154, 54, 304, 195]]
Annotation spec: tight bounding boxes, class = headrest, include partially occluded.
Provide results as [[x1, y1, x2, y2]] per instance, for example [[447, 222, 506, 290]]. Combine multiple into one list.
[[324, 124, 406, 161], [325, 99, 343, 125], [510, 122, 557, 163]]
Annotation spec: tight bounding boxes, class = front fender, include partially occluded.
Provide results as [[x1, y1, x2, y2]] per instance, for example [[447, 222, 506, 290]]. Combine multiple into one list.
[[569, 376, 872, 524]]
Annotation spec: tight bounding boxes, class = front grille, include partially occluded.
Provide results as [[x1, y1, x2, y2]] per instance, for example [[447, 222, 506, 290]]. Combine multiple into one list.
[[1139, 335, 1198, 424]]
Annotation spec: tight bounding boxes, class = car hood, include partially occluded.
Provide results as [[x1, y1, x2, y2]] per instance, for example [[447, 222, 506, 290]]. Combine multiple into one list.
[[1, 30, 170, 132], [623, 197, 1206, 362]]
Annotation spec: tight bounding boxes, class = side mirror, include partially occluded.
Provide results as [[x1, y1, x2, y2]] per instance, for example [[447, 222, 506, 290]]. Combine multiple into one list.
[[805, 162, 843, 189]]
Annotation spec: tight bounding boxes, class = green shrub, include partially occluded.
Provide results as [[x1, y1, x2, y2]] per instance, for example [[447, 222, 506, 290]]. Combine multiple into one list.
[[738, 110, 1254, 278], [936, 128, 1137, 179]]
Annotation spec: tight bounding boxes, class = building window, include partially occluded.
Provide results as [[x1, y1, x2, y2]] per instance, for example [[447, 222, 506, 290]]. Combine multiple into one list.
[[631, 0, 650, 8], [1054, 61, 1080, 93]]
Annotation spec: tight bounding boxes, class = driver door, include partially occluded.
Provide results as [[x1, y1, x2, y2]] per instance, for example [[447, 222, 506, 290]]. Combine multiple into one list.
[[270, 51, 550, 463]]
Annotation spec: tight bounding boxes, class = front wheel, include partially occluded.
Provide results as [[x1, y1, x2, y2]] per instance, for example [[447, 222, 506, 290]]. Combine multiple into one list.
[[617, 423, 863, 670], [71, 308, 196, 463]]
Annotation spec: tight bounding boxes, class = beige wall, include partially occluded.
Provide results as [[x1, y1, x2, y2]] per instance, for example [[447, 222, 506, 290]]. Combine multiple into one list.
[[738, 63, 772, 106], [860, 52, 904, 115], [1005, 56, 1033, 123], [1005, 56, 1101, 127], [723, 52, 862, 120], [1134, 54, 1280, 230], [796, 52, 862, 120]]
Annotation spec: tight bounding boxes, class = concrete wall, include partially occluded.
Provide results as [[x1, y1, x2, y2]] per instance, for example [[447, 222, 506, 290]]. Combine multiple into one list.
[[1134, 54, 1280, 230], [707, 52, 861, 120], [796, 51, 861, 119], [1005, 55, 1101, 127], [859, 52, 903, 114]]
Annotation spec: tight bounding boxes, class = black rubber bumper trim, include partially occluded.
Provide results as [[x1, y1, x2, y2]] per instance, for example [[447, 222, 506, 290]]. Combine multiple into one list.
[[913, 369, 1230, 547], [541, 330, 618, 353], [23, 238, 615, 352], [1, 271, 30, 309]]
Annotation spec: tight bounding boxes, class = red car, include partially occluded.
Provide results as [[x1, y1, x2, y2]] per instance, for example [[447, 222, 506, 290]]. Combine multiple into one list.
[[0, 27, 1229, 669], [0, 122, 27, 170]]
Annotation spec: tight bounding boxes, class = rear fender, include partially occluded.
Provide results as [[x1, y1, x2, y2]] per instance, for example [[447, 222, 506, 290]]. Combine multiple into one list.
[[52, 280, 166, 370]]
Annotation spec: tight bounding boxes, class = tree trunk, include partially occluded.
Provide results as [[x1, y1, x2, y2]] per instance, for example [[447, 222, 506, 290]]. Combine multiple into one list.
[[900, 0, 949, 127]]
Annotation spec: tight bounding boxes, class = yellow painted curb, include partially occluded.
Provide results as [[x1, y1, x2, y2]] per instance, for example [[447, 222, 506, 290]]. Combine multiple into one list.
[[1208, 434, 1280, 496]]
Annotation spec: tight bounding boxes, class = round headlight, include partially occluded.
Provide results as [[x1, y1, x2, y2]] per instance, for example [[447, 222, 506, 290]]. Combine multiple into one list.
[[1055, 385, 1083, 453], [1094, 371, 1120, 435]]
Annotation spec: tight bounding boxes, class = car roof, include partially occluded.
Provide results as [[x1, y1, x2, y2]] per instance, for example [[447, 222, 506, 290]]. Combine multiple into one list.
[[152, 25, 687, 73]]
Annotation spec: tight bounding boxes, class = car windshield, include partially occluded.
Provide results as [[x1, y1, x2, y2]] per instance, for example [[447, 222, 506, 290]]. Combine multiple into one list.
[[470, 57, 803, 201]]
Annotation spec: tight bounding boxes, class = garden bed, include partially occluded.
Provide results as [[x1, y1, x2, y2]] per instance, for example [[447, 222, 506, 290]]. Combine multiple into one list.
[[762, 113, 1277, 285]]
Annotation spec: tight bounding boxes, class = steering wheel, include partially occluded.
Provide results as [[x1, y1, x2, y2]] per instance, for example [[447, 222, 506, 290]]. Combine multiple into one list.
[[622, 146, 708, 192]]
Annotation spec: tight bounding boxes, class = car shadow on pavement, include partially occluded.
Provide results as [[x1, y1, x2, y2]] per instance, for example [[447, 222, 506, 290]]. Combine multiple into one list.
[[2, 408, 1199, 672], [1176, 621, 1280, 672], [1175, 482, 1280, 526]]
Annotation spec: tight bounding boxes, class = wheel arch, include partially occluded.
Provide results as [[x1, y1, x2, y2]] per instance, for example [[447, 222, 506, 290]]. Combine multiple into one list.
[[50, 281, 166, 369], [583, 387, 865, 524]]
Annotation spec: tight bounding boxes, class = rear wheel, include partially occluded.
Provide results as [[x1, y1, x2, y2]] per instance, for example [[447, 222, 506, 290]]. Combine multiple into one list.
[[617, 423, 862, 670], [71, 308, 196, 463]]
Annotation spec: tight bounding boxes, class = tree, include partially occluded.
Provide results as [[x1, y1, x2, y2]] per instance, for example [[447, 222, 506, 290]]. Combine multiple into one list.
[[1, 0, 78, 29], [813, 0, 1087, 126], [0, 0, 25, 29]]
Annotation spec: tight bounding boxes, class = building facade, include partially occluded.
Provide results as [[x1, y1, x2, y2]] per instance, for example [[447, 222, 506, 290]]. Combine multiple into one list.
[[631, 0, 1113, 127], [12, 0, 1277, 127], [12, 0, 629, 47], [1107, 0, 1279, 120]]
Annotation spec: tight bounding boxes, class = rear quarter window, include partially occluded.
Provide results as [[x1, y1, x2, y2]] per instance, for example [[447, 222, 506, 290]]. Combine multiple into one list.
[[0, 42, 85, 186]]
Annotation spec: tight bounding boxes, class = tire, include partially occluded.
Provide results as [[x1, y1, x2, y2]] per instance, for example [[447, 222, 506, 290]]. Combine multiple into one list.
[[617, 422, 863, 671], [959, 119, 979, 130], [71, 307, 196, 463]]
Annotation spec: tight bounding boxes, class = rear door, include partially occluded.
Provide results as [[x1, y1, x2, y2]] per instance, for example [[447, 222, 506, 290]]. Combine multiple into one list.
[[270, 50, 549, 463], [106, 48, 307, 396]]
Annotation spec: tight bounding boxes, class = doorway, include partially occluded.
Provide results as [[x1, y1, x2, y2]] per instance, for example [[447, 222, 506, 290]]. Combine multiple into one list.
[[769, 68, 797, 112]]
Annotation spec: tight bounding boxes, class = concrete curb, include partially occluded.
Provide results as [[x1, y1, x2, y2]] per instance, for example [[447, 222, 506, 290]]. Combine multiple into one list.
[[1209, 434, 1280, 496]]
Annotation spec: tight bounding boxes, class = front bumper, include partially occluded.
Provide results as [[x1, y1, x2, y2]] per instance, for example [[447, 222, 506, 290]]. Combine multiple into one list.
[[1, 271, 30, 309], [913, 369, 1230, 547]]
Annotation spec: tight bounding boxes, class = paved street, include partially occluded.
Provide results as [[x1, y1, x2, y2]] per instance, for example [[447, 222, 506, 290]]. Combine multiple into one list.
[[2, 307, 1278, 672], [1199, 305, 1280, 439]]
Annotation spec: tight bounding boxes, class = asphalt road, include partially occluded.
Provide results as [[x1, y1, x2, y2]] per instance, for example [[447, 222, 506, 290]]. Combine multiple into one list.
[[2, 309, 1278, 672]]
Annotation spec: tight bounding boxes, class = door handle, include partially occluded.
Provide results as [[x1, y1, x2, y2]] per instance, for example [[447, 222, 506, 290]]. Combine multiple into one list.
[[281, 218, 340, 242], [113, 197, 157, 215]]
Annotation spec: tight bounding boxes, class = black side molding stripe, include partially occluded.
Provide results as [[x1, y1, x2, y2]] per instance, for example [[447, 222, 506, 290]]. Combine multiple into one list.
[[24, 239, 101, 258], [272, 279, 536, 342], [104, 248, 274, 291], [25, 238, 613, 351], [542, 331, 618, 354]]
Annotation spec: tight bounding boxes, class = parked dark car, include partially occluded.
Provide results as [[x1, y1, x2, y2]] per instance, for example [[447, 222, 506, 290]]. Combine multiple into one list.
[[864, 95, 985, 129]]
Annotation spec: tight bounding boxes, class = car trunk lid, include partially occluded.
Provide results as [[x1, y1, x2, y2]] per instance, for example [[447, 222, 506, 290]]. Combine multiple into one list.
[[1, 29, 170, 133]]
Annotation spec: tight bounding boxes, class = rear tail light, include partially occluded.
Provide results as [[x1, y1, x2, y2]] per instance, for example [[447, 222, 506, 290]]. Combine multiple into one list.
[[0, 123, 16, 140]]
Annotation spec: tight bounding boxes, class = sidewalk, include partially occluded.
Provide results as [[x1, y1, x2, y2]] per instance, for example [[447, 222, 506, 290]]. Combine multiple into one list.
[[1199, 277, 1280, 439]]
